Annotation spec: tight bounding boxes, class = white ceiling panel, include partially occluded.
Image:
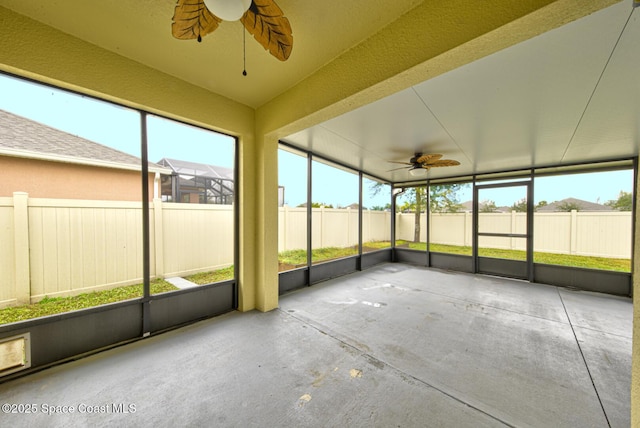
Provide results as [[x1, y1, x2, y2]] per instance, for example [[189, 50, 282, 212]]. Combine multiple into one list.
[[321, 88, 454, 157], [411, 2, 629, 171], [282, 2, 639, 183], [565, 7, 640, 162]]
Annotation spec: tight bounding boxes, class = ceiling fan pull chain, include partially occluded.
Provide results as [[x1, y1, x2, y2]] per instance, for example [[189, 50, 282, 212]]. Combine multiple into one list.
[[242, 27, 247, 76]]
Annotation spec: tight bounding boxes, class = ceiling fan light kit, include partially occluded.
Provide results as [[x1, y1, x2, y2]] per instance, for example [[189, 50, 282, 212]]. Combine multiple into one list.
[[203, 0, 251, 21], [409, 167, 428, 177]]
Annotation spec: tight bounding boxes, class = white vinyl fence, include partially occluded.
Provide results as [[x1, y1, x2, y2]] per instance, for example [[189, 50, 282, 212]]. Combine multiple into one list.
[[397, 211, 632, 259], [278, 206, 391, 252], [0, 192, 632, 309], [1, 193, 235, 308]]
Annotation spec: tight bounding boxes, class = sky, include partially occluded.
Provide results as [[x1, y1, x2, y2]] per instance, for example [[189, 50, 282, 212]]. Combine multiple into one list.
[[280, 147, 633, 209], [0, 73, 633, 209]]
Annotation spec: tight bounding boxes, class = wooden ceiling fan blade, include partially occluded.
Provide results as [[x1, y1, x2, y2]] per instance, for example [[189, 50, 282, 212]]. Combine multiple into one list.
[[416, 154, 442, 164], [429, 159, 460, 167], [388, 161, 413, 166], [172, 0, 222, 41], [241, 0, 293, 61], [387, 166, 410, 172]]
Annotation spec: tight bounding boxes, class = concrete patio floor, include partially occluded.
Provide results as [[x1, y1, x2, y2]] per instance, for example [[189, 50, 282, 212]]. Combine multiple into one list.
[[0, 263, 632, 427]]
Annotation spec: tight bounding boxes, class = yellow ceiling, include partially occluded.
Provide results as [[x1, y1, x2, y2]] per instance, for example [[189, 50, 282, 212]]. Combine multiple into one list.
[[0, 0, 424, 108]]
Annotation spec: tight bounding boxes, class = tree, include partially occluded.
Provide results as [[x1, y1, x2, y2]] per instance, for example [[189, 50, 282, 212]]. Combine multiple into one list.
[[536, 200, 548, 211], [605, 191, 632, 211], [297, 202, 333, 208], [369, 204, 391, 211], [371, 182, 468, 242], [429, 184, 467, 213], [397, 187, 426, 242], [480, 199, 498, 213], [511, 198, 527, 212]]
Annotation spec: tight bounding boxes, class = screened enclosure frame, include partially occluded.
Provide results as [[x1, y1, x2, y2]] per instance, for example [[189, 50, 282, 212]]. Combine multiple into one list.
[[0, 72, 239, 380], [277, 142, 393, 294], [390, 158, 636, 297], [278, 139, 635, 298], [473, 179, 534, 282], [157, 157, 235, 204], [0, 68, 634, 380]]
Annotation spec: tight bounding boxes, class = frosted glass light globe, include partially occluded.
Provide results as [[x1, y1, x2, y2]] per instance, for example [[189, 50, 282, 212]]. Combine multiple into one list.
[[203, 0, 252, 21], [409, 167, 427, 177]]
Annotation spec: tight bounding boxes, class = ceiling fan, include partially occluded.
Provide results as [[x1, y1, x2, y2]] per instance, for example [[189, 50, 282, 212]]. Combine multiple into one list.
[[389, 153, 460, 176], [171, 0, 293, 62]]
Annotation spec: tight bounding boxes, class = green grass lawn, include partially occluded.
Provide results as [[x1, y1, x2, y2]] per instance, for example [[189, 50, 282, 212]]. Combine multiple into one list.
[[0, 241, 629, 325], [397, 241, 630, 272], [0, 279, 177, 324], [185, 266, 235, 285], [279, 241, 391, 267]]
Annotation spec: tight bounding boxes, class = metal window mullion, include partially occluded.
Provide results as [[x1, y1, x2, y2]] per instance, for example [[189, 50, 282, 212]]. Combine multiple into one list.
[[425, 183, 430, 267], [632, 157, 638, 285], [477, 232, 528, 238], [358, 171, 363, 270], [233, 136, 239, 309], [140, 112, 151, 336], [472, 177, 478, 273], [527, 176, 534, 282], [306, 153, 312, 284]]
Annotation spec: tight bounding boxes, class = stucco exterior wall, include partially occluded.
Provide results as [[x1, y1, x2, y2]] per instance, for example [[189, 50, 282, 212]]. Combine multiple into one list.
[[0, 156, 156, 201]]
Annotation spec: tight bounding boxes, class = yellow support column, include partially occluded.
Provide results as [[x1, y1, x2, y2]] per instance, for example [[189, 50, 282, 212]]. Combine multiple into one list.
[[237, 133, 256, 312], [254, 135, 279, 312], [237, 133, 279, 313]]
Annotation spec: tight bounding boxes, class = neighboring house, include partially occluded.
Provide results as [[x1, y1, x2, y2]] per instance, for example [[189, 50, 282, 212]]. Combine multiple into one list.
[[459, 198, 611, 212], [0, 109, 169, 201], [460, 201, 511, 213], [157, 158, 234, 204]]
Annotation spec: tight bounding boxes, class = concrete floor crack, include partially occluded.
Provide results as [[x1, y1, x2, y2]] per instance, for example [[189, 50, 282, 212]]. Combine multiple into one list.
[[280, 308, 516, 427], [557, 288, 612, 428]]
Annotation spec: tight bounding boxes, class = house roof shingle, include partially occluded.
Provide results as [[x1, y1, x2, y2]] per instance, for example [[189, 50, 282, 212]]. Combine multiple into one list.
[[460, 197, 612, 212], [537, 197, 613, 212], [0, 109, 161, 170]]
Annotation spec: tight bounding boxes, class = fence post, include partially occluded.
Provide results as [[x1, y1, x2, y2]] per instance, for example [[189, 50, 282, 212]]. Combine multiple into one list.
[[13, 192, 31, 305], [464, 211, 471, 247], [153, 198, 164, 278], [344, 207, 351, 247], [363, 209, 368, 244], [570, 209, 578, 255], [511, 210, 517, 249], [282, 205, 288, 252], [320, 206, 325, 248]]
